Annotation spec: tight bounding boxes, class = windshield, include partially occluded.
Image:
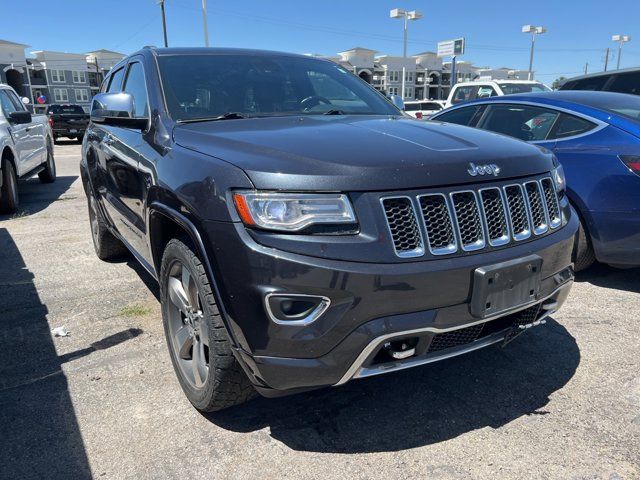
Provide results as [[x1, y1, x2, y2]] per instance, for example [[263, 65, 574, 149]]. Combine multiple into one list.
[[157, 54, 399, 121], [49, 105, 85, 114], [498, 83, 550, 95]]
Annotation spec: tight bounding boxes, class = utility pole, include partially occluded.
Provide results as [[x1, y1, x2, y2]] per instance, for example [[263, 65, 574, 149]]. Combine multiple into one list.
[[158, 0, 169, 47], [202, 0, 210, 47], [604, 47, 610, 71]]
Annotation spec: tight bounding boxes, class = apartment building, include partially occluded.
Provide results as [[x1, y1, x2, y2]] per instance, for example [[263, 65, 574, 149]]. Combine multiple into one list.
[[323, 46, 530, 101], [0, 40, 125, 113]]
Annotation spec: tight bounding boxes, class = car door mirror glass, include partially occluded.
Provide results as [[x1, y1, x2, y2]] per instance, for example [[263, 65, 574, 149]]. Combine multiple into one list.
[[90, 92, 147, 129], [21, 97, 30, 105]]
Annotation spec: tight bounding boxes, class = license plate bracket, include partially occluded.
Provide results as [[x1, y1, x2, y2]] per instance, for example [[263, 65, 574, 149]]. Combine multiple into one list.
[[470, 255, 542, 318]]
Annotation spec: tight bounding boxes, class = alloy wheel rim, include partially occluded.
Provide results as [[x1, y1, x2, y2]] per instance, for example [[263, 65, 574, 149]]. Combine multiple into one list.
[[166, 260, 209, 389]]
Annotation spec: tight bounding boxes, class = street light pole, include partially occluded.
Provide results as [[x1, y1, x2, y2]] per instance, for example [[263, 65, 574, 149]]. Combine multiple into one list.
[[612, 35, 631, 70], [390, 9, 422, 100], [522, 25, 546, 81], [202, 0, 210, 47], [158, 0, 169, 47]]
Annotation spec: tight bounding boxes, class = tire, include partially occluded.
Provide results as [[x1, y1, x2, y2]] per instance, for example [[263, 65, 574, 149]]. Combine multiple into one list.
[[0, 159, 19, 214], [574, 217, 596, 272], [87, 190, 128, 260], [38, 143, 56, 183], [160, 238, 255, 412]]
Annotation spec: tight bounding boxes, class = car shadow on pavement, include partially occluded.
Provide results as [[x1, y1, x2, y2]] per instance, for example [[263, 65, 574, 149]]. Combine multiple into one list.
[[575, 263, 640, 294], [207, 319, 580, 453], [0, 227, 92, 479], [0, 174, 78, 219]]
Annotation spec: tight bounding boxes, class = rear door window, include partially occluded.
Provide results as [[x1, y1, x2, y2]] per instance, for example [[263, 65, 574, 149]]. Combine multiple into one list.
[[420, 102, 442, 111], [404, 103, 421, 111], [566, 75, 610, 91], [478, 104, 560, 141], [606, 71, 640, 95], [434, 106, 483, 126], [548, 113, 597, 140]]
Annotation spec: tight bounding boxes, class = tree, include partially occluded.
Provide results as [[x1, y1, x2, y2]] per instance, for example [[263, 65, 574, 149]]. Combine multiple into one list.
[[552, 76, 567, 90]]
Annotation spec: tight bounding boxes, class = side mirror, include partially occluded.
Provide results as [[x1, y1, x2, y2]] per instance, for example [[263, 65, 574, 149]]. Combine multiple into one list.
[[8, 111, 32, 124], [389, 94, 405, 111], [21, 97, 30, 105], [90, 92, 148, 130]]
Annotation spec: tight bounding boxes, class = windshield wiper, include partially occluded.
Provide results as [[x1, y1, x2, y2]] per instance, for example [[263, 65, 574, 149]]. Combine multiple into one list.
[[179, 112, 246, 123], [323, 109, 345, 115]]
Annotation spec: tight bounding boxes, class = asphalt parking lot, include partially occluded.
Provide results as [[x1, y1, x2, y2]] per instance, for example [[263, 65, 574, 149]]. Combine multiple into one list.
[[0, 142, 638, 479]]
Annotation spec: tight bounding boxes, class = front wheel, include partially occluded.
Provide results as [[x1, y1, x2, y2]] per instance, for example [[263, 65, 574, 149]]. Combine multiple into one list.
[[38, 144, 56, 183], [0, 159, 19, 214], [574, 217, 596, 272], [87, 191, 128, 260], [160, 238, 255, 412]]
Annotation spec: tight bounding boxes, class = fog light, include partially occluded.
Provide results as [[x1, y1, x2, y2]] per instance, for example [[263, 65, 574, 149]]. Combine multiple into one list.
[[265, 293, 331, 326]]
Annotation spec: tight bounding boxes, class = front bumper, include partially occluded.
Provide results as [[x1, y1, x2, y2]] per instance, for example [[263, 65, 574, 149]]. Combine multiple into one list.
[[201, 210, 578, 396]]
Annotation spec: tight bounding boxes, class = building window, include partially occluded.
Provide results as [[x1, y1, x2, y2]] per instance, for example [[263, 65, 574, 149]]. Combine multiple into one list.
[[405, 71, 414, 82], [53, 88, 68, 103], [51, 70, 65, 83], [404, 87, 414, 99], [75, 89, 89, 102], [388, 71, 400, 82], [72, 71, 86, 83], [388, 87, 399, 96]]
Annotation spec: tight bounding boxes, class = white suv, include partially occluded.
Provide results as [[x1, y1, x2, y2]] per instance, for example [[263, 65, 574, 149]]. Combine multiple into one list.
[[404, 100, 446, 120], [444, 80, 550, 108]]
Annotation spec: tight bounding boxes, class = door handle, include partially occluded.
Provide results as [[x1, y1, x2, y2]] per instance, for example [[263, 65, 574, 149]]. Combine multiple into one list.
[[104, 136, 114, 146]]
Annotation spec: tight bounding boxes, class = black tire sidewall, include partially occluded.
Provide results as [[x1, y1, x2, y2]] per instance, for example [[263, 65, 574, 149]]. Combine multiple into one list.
[[160, 239, 219, 410], [1, 160, 19, 213]]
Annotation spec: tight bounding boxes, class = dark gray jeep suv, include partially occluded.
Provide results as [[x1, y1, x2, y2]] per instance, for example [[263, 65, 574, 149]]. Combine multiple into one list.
[[81, 47, 578, 411]]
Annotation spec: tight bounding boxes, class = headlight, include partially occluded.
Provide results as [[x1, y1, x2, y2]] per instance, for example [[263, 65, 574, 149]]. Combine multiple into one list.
[[552, 164, 566, 196], [232, 191, 357, 232]]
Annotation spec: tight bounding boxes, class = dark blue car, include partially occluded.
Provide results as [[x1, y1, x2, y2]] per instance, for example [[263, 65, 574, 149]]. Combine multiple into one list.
[[431, 91, 640, 270]]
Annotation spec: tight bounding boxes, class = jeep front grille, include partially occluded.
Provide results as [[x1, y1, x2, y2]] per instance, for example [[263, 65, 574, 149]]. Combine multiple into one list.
[[381, 197, 424, 258], [381, 176, 561, 258]]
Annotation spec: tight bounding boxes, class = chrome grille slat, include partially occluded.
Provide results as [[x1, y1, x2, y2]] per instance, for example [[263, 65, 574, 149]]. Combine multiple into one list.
[[381, 176, 562, 258], [479, 188, 510, 247], [503, 184, 532, 241], [540, 178, 562, 229], [381, 196, 425, 258], [450, 191, 485, 251], [524, 181, 549, 235], [418, 194, 458, 255]]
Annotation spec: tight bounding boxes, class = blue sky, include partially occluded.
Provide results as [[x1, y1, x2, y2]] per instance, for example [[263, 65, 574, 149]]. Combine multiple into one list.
[[4, 0, 640, 83]]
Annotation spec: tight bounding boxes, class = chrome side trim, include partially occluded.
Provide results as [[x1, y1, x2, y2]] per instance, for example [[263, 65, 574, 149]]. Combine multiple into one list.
[[264, 293, 331, 326], [335, 281, 573, 386]]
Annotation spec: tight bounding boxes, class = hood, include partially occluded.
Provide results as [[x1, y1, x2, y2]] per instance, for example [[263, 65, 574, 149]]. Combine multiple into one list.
[[173, 115, 554, 191]]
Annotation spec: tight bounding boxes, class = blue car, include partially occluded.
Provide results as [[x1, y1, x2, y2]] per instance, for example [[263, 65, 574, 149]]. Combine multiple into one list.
[[431, 91, 640, 270]]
